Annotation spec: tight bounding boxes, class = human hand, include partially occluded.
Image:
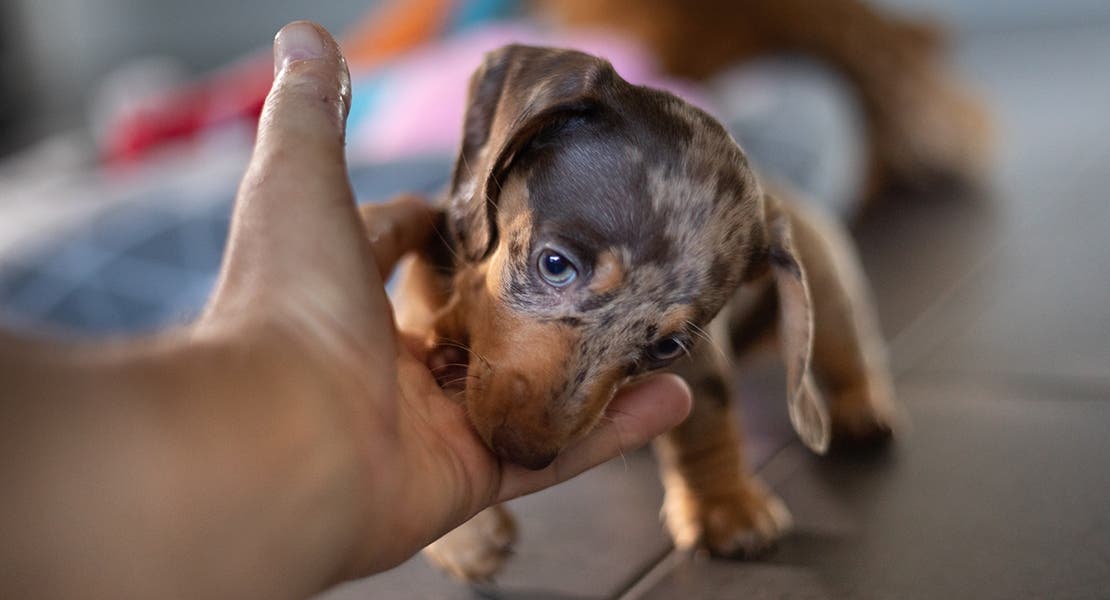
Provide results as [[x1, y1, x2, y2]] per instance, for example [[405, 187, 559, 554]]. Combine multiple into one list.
[[199, 20, 692, 589]]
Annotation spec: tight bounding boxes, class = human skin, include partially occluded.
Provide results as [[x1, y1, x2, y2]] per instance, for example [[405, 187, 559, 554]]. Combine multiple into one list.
[[0, 22, 691, 600]]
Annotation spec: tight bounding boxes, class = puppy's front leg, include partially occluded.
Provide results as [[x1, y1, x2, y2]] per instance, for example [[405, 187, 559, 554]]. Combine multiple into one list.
[[422, 504, 517, 582], [654, 317, 791, 557]]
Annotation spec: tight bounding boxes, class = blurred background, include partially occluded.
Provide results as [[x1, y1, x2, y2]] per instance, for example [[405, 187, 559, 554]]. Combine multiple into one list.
[[1, 0, 1109, 335], [1, 0, 1109, 150], [1, 1, 1107, 598]]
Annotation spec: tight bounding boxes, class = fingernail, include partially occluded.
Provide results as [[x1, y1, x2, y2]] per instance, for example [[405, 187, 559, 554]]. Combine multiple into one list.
[[274, 21, 327, 73]]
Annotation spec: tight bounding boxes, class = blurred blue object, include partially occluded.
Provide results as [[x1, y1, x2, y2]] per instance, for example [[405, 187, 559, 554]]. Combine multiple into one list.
[[0, 156, 451, 336]]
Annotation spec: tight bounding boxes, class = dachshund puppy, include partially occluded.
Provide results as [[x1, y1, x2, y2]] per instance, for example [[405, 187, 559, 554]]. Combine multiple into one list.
[[392, 45, 897, 581]]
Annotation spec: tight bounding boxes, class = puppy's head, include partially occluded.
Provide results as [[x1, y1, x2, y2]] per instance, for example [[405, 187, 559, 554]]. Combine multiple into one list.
[[436, 45, 822, 469]]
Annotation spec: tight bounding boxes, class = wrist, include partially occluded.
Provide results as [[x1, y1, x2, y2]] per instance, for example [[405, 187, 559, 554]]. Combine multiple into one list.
[[151, 325, 372, 597], [1, 326, 369, 598]]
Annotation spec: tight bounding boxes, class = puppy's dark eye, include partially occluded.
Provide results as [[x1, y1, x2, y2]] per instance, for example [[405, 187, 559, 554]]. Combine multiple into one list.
[[648, 336, 686, 362], [537, 249, 578, 287]]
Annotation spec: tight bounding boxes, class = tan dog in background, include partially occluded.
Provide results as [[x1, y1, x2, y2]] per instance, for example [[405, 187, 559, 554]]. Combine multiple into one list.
[[393, 45, 897, 581], [537, 0, 993, 199]]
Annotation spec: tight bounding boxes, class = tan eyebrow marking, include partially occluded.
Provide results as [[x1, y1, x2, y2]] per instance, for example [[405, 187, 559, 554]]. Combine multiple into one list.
[[659, 305, 695, 337], [588, 248, 626, 295]]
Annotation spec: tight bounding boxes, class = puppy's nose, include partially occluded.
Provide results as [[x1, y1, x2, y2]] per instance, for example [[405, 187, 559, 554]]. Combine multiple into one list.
[[491, 425, 557, 470]]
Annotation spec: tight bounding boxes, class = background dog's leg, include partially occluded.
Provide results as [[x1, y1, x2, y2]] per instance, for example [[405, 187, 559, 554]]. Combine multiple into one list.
[[783, 199, 899, 443], [422, 504, 517, 583], [654, 315, 792, 557]]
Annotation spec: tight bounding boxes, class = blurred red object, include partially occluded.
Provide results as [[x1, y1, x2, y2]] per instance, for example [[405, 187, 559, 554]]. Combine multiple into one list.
[[101, 55, 271, 163], [101, 0, 452, 165]]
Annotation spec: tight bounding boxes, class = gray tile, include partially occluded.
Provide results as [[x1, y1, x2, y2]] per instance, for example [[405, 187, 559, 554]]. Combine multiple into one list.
[[855, 25, 1110, 382], [638, 557, 832, 600], [909, 172, 1110, 384], [632, 379, 1110, 600], [852, 188, 1004, 344], [319, 557, 471, 600]]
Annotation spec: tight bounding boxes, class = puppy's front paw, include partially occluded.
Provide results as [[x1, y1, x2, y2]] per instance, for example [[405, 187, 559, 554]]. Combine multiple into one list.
[[663, 477, 792, 558], [423, 505, 517, 583]]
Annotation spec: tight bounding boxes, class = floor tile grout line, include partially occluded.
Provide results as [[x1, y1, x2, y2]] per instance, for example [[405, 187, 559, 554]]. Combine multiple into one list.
[[613, 548, 684, 600], [897, 367, 1110, 401], [757, 440, 809, 489]]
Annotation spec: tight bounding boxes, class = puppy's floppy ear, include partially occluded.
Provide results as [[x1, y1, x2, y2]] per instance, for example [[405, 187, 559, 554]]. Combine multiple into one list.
[[448, 44, 615, 261], [761, 194, 831, 454]]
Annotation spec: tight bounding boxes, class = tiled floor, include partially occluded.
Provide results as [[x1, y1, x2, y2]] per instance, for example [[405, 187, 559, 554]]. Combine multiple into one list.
[[320, 23, 1110, 600]]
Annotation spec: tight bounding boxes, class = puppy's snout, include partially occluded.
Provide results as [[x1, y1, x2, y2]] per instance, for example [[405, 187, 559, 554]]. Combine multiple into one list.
[[491, 424, 558, 470]]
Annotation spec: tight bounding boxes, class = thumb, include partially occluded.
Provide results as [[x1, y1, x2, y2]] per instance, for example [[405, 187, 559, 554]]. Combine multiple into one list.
[[252, 20, 352, 185], [209, 22, 388, 327]]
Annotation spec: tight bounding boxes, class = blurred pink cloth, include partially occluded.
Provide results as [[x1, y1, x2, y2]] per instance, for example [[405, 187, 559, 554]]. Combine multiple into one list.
[[345, 21, 714, 164]]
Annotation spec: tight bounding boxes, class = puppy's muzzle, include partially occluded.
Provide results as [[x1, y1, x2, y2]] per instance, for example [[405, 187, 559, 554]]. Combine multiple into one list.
[[465, 369, 568, 471], [491, 424, 558, 470]]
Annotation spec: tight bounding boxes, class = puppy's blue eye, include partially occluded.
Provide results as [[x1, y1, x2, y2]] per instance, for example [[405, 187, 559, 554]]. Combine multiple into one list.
[[648, 336, 685, 362], [538, 249, 577, 287]]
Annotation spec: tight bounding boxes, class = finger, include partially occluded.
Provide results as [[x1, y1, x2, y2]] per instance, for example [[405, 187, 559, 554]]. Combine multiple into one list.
[[358, 196, 437, 278], [210, 22, 380, 324], [225, 21, 356, 271], [231, 21, 354, 247], [249, 21, 352, 199], [495, 374, 693, 502]]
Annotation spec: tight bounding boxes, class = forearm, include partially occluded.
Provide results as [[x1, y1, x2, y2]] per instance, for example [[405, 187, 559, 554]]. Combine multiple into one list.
[[0, 328, 363, 599]]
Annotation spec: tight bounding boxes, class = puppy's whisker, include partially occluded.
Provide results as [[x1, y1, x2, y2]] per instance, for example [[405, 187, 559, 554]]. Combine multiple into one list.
[[675, 337, 694, 360], [448, 379, 479, 397], [434, 338, 494, 371], [441, 375, 481, 388], [430, 362, 473, 372], [433, 338, 479, 357], [459, 145, 476, 184], [431, 222, 464, 264], [687, 320, 727, 362], [597, 413, 630, 471], [439, 370, 481, 380]]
